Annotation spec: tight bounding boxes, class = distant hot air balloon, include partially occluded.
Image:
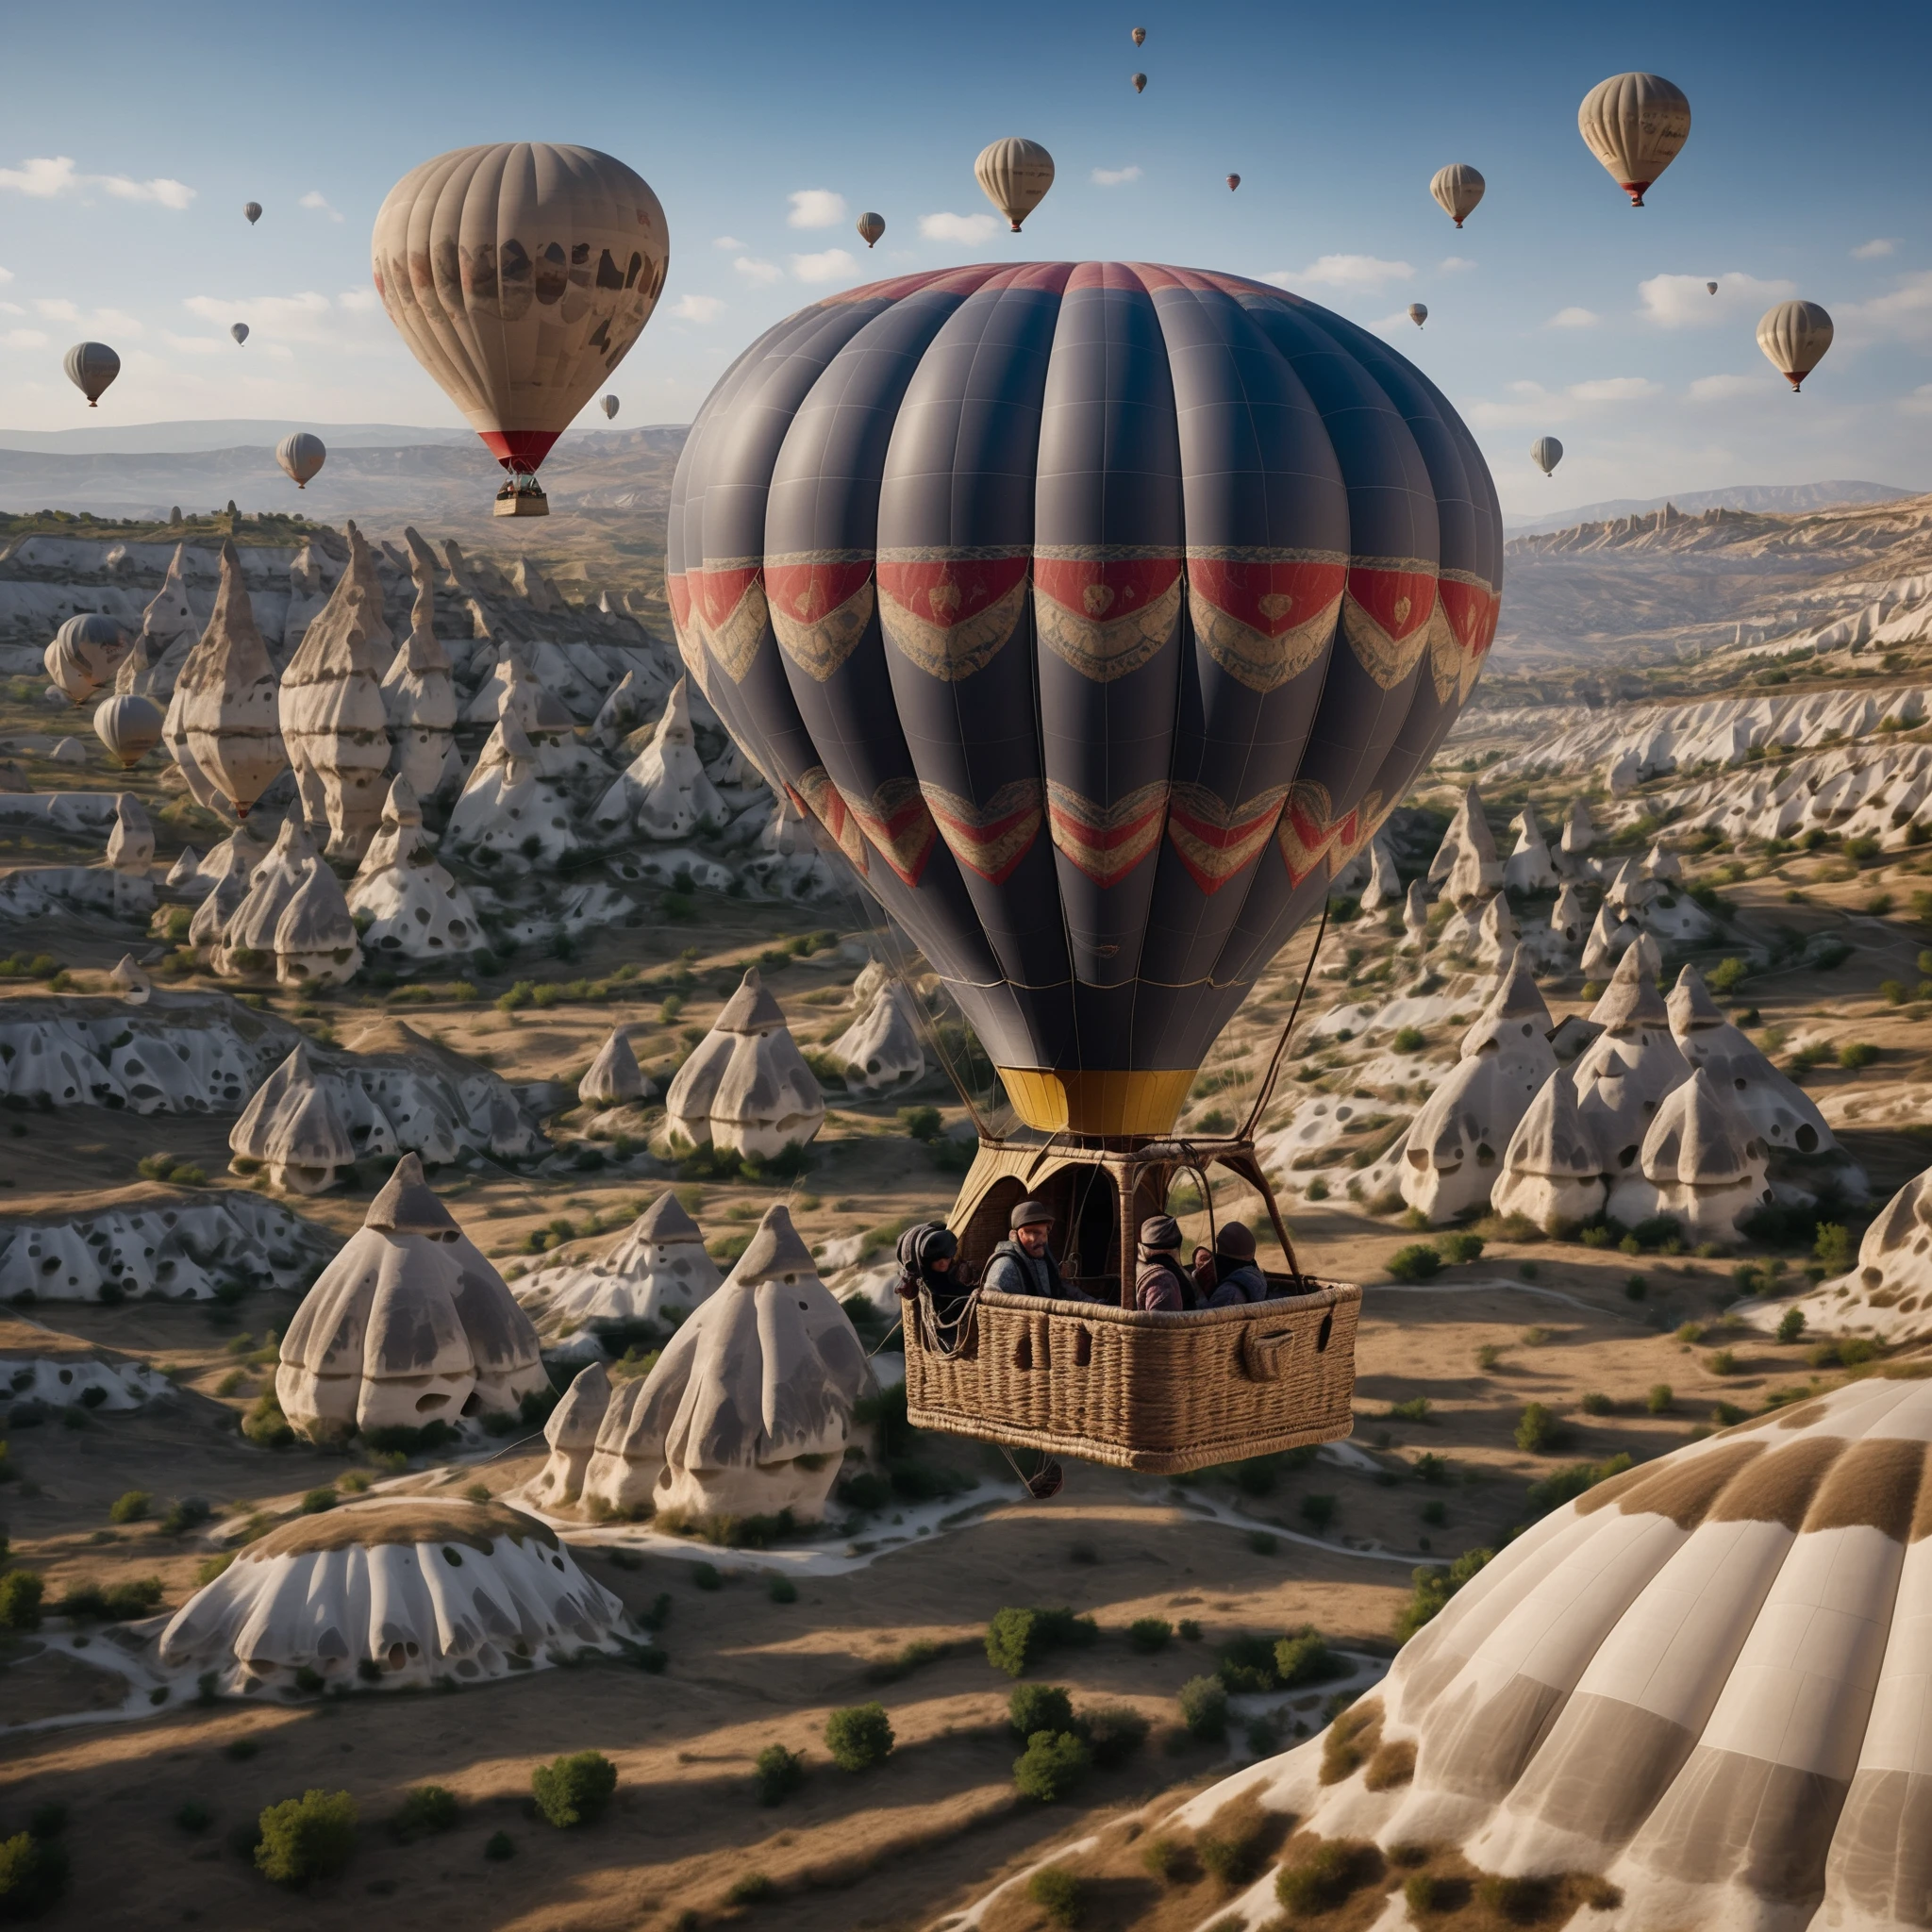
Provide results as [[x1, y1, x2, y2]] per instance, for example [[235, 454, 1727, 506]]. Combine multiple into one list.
[[1578, 73, 1690, 207], [601, 394, 620, 421], [275, 431, 326, 489], [45, 613, 125, 706], [1757, 301, 1834, 392], [1131, 25, 1145, 43], [1531, 436, 1563, 476], [1408, 303, 1427, 327], [93, 691, 164, 770], [243, 202, 262, 225], [372, 142, 670, 518], [230, 324, 249, 345], [1226, 175, 1241, 192], [974, 139, 1055, 233], [1707, 281, 1719, 295], [1132, 71, 1147, 92], [63, 341, 120, 408], [1429, 163, 1486, 227], [857, 210, 886, 249]]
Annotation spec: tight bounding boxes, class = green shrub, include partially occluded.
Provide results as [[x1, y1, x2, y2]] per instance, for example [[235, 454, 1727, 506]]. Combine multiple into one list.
[[1514, 1403, 1557, 1453], [1580, 1391, 1614, 1415], [1300, 1492, 1338, 1530], [254, 1789, 358, 1888], [483, 1831, 514, 1861], [1707, 956, 1750, 995], [1388, 1242, 1442, 1283], [983, 1605, 1099, 1677], [1025, 1865, 1085, 1924], [0, 1831, 68, 1917], [1707, 1348, 1738, 1376], [824, 1702, 894, 1772], [1141, 1835, 1188, 1883], [726, 1872, 774, 1905], [1012, 1729, 1091, 1802], [1388, 1395, 1432, 1423], [1776, 1307, 1806, 1342], [241, 1391, 293, 1447], [1196, 1813, 1268, 1886], [1127, 1615, 1172, 1653], [1814, 1223, 1853, 1274], [1217, 1632, 1281, 1694], [1476, 1873, 1553, 1921], [0, 1571, 43, 1631], [1008, 1683, 1074, 1739], [753, 1745, 806, 1807], [1839, 1042, 1880, 1070], [388, 1786, 458, 1843], [530, 1751, 617, 1828], [1526, 1453, 1633, 1515], [1275, 1839, 1373, 1913], [1414, 1451, 1448, 1483], [1080, 1705, 1150, 1769], [767, 1575, 798, 1605], [1392, 1026, 1426, 1052], [175, 1801, 212, 1834], [108, 1490, 151, 1524], [1177, 1674, 1228, 1740], [1437, 1231, 1484, 1265], [298, 1487, 337, 1515], [1647, 1383, 1674, 1414], [1406, 1870, 1452, 1912], [1275, 1627, 1347, 1689], [1395, 1547, 1494, 1641]]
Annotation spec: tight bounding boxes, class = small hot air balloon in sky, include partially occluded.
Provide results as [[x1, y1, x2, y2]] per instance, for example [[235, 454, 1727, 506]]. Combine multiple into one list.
[[1531, 436, 1563, 476], [1578, 73, 1690, 207], [1429, 163, 1485, 227], [1132, 71, 1146, 92], [372, 142, 670, 517], [601, 394, 620, 420], [857, 210, 886, 248], [1757, 301, 1834, 391], [974, 138, 1055, 233], [63, 341, 119, 408], [1407, 303, 1428, 327], [243, 202, 262, 225], [93, 691, 164, 770], [1131, 25, 1145, 43], [275, 431, 325, 489], [1707, 280, 1719, 295], [1226, 175, 1241, 192], [230, 323, 249, 345]]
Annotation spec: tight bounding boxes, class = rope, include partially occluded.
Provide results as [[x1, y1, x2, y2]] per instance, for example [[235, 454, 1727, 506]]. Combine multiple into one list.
[[1239, 900, 1332, 1142]]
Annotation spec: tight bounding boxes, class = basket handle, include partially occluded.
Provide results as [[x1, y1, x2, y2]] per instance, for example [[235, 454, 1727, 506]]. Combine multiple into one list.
[[1240, 1324, 1297, 1382]]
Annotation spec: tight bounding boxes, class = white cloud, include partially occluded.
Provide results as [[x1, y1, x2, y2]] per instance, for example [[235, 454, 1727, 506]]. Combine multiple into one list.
[[1437, 256, 1474, 275], [1638, 271, 1793, 328], [1840, 271, 1932, 345], [712, 235, 746, 250], [337, 288, 379, 314], [0, 155, 194, 208], [920, 211, 1000, 244], [0, 267, 12, 284], [1903, 383, 1932, 416], [299, 191, 343, 224], [733, 256, 784, 286], [1567, 376, 1660, 402], [160, 331, 225, 358], [181, 290, 382, 350], [669, 292, 726, 323], [1853, 238, 1896, 260], [787, 189, 846, 230], [1091, 165, 1141, 187], [1687, 373, 1762, 402], [0, 328, 47, 349], [1264, 254, 1414, 292], [790, 248, 856, 285], [33, 298, 76, 321], [1548, 307, 1598, 328]]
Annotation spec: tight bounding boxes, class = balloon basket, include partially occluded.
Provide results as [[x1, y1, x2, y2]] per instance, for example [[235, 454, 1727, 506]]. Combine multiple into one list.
[[493, 478, 549, 518], [903, 1135, 1361, 1474]]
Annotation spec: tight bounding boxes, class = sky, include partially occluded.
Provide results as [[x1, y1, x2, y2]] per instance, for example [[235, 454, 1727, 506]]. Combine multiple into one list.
[[0, 0, 1927, 515]]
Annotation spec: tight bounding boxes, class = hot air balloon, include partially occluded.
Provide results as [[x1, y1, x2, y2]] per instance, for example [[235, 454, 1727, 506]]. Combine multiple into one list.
[[1408, 303, 1427, 327], [372, 142, 669, 518], [275, 431, 326, 489], [974, 138, 1055, 233], [1531, 436, 1563, 476], [93, 691, 164, 770], [857, 210, 886, 249], [1429, 162, 1485, 227], [1578, 73, 1690, 207], [1131, 25, 1145, 43], [1132, 72, 1147, 92], [1757, 301, 1834, 392], [45, 613, 125, 706], [63, 341, 119, 408], [1707, 280, 1719, 295], [1226, 175, 1241, 192], [601, 394, 620, 421], [669, 261, 1500, 1473], [230, 324, 249, 345], [243, 202, 262, 225]]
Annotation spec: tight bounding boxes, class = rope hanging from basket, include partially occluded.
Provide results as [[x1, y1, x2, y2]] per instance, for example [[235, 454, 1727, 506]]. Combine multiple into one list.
[[1239, 899, 1331, 1143]]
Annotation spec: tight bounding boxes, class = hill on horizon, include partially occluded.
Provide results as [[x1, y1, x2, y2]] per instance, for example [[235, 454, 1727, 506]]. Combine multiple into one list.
[[1505, 478, 1917, 535]]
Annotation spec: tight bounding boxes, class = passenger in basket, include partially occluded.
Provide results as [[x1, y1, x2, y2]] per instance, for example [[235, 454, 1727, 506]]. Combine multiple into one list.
[[981, 1200, 1080, 1301], [1192, 1222, 1271, 1307], [1135, 1214, 1198, 1311], [893, 1221, 968, 1322]]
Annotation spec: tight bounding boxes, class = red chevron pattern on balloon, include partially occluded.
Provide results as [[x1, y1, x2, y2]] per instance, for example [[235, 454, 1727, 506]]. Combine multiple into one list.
[[1164, 782, 1291, 892], [684, 562, 769, 682], [1047, 779, 1169, 886], [1032, 551, 1182, 682], [791, 769, 869, 875], [876, 552, 1029, 681], [920, 777, 1043, 884], [1275, 779, 1356, 885], [767, 554, 876, 682], [841, 776, 938, 887], [1186, 550, 1347, 692], [1339, 559, 1438, 690]]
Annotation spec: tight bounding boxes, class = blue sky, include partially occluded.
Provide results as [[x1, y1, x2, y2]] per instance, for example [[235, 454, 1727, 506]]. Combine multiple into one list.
[[0, 0, 1926, 513]]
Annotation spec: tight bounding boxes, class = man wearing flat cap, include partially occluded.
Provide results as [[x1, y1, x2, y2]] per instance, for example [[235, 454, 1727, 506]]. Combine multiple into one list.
[[980, 1198, 1078, 1300], [1134, 1214, 1196, 1311]]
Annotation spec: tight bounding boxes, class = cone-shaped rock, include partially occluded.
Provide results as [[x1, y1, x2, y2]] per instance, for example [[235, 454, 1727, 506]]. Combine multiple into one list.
[[1502, 805, 1558, 893], [1668, 965, 1839, 1158], [172, 541, 288, 820], [1491, 1066, 1607, 1227], [591, 676, 725, 840], [1607, 1065, 1770, 1241], [827, 983, 924, 1091], [380, 563, 458, 800], [1573, 945, 1690, 1174], [512, 1191, 724, 1336], [274, 858, 361, 989], [229, 1042, 357, 1192], [664, 968, 824, 1157], [578, 1027, 648, 1106]]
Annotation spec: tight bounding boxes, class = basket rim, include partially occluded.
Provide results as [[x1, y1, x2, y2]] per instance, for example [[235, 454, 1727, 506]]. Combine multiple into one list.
[[953, 1279, 1362, 1331]]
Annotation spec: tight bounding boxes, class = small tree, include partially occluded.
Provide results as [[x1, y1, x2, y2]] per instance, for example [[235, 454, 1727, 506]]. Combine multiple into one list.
[[1177, 1675, 1228, 1741], [254, 1789, 358, 1887], [1514, 1403, 1557, 1453], [1008, 1683, 1074, 1739], [824, 1703, 894, 1772], [1777, 1307, 1806, 1343], [1127, 1616, 1171, 1653], [0, 1830, 69, 1916], [1013, 1729, 1091, 1802], [754, 1745, 806, 1807], [388, 1786, 459, 1843], [530, 1752, 617, 1828], [1026, 1865, 1085, 1925], [0, 1571, 43, 1632], [108, 1490, 151, 1524]]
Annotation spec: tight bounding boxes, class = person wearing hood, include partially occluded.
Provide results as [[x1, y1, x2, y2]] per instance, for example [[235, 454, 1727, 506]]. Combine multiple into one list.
[[1192, 1222, 1270, 1307], [894, 1220, 967, 1323], [1135, 1214, 1197, 1311], [981, 1200, 1082, 1301]]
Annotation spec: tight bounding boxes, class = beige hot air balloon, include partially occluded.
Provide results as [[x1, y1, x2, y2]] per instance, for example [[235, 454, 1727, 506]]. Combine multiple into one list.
[[601, 393, 620, 420], [1131, 25, 1145, 43], [1757, 300, 1834, 391], [1577, 72, 1690, 207], [857, 210, 885, 249], [1407, 302, 1428, 327], [1132, 71, 1146, 92], [276, 431, 326, 488], [1531, 436, 1563, 477], [93, 691, 165, 770], [974, 138, 1055, 233], [372, 142, 669, 518], [1707, 279, 1719, 295], [1429, 162, 1485, 227]]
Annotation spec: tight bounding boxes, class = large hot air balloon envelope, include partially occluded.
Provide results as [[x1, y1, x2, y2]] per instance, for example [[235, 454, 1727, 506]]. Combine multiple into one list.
[[63, 341, 119, 408], [1407, 303, 1427, 327], [275, 431, 326, 489], [1757, 300, 1833, 391], [1531, 436, 1563, 476], [669, 262, 1502, 1137], [93, 691, 164, 770], [243, 202, 262, 225], [601, 393, 620, 421], [1429, 163, 1485, 227], [1226, 175, 1241, 192], [372, 142, 669, 514], [857, 211, 886, 249], [230, 324, 249, 345], [1577, 73, 1690, 207], [974, 139, 1054, 233], [1132, 71, 1146, 92]]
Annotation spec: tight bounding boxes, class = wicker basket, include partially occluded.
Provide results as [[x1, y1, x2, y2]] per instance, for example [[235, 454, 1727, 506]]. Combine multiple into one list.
[[903, 1280, 1361, 1474]]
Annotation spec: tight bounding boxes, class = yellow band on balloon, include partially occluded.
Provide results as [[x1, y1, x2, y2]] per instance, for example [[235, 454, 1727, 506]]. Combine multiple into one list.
[[997, 1068, 1198, 1138]]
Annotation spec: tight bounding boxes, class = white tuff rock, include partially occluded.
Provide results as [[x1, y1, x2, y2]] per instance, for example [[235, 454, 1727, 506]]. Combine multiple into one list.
[[664, 968, 824, 1157], [592, 676, 725, 841]]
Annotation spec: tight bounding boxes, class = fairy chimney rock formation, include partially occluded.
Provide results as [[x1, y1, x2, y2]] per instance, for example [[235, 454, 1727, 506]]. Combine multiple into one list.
[[274, 858, 362, 989], [1428, 786, 1502, 901], [1359, 837, 1401, 913], [514, 1191, 725, 1338], [664, 968, 824, 1157], [1502, 805, 1559, 894], [1667, 965, 1839, 1158], [1607, 1065, 1771, 1241], [380, 568, 459, 800], [592, 675, 726, 841], [228, 1042, 358, 1193], [1572, 945, 1690, 1175], [104, 794, 154, 875], [171, 540, 288, 821], [578, 1027, 648, 1107], [347, 782, 481, 965], [828, 983, 925, 1091], [1491, 1067, 1607, 1228], [527, 1362, 613, 1511]]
